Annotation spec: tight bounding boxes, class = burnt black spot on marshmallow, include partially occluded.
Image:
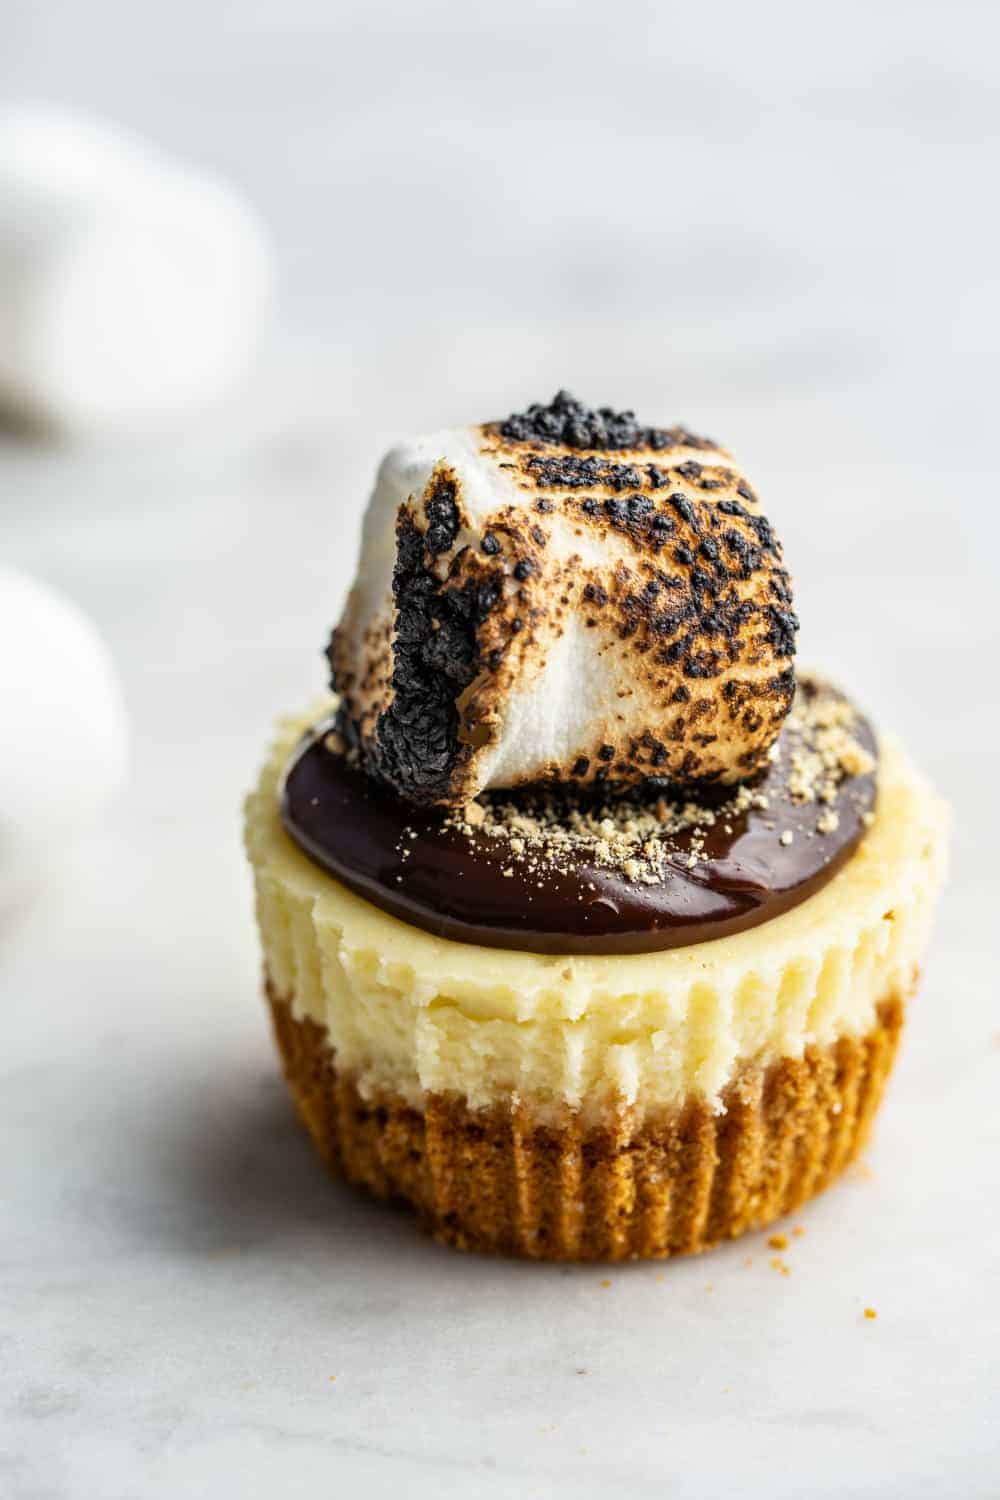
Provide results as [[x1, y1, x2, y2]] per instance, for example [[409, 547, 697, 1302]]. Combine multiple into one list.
[[766, 606, 800, 657], [334, 471, 505, 806], [423, 471, 461, 555], [497, 390, 717, 453], [526, 453, 645, 491]]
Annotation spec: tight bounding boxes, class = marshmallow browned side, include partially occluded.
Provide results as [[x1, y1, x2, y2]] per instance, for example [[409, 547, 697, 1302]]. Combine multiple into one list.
[[329, 397, 798, 808]]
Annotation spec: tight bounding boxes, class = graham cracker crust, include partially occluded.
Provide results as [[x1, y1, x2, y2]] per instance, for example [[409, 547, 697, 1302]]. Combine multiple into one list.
[[266, 981, 904, 1261]]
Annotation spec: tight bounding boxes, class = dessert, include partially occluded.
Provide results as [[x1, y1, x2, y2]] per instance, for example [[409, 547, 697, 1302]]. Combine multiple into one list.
[[245, 392, 947, 1260]]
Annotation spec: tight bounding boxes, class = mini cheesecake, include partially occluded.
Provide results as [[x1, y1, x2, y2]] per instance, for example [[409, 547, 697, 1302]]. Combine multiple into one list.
[[244, 395, 948, 1260]]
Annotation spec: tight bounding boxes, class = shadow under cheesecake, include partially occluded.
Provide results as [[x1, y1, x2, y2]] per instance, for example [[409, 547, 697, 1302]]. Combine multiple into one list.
[[147, 1054, 485, 1265]]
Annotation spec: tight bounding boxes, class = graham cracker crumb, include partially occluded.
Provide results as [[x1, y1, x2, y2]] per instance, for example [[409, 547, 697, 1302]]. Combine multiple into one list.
[[840, 742, 876, 777], [767, 1233, 789, 1250], [864, 1307, 877, 1320], [784, 686, 873, 810]]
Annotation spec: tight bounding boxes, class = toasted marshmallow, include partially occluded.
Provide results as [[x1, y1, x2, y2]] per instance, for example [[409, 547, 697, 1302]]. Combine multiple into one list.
[[330, 394, 797, 807]]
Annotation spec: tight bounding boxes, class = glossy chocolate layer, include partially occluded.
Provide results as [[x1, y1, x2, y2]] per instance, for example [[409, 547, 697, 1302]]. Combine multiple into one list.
[[281, 692, 877, 956]]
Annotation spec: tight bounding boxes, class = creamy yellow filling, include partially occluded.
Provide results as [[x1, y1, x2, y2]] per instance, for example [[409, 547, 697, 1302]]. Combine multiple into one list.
[[244, 705, 947, 1121]]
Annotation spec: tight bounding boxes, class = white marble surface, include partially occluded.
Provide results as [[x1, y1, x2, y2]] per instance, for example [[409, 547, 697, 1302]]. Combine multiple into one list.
[[3, 2, 999, 1495]]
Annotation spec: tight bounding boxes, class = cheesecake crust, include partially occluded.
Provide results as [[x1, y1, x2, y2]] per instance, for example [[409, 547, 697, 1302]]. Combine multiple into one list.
[[267, 980, 906, 1262]]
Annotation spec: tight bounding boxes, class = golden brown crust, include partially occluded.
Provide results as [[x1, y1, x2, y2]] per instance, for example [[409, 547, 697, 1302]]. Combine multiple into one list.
[[266, 980, 905, 1261]]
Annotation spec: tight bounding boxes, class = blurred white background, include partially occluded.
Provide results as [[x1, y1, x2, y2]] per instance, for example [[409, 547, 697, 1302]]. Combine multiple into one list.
[[2, 4, 998, 1498]]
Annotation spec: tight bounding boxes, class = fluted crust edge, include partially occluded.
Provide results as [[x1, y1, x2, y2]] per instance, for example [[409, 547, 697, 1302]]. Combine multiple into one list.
[[267, 981, 906, 1261]]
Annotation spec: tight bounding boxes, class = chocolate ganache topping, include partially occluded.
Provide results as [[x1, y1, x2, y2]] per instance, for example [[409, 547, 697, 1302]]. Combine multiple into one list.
[[281, 676, 878, 956]]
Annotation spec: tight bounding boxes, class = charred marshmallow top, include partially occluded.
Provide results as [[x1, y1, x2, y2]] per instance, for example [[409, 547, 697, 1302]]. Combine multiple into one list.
[[329, 393, 798, 808]]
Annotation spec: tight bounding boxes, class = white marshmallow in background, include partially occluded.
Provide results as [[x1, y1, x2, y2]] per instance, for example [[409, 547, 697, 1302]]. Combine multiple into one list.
[[0, 570, 129, 910], [0, 107, 274, 434]]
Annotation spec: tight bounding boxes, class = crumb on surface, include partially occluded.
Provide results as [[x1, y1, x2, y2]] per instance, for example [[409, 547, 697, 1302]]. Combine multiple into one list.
[[767, 1233, 789, 1250], [864, 1307, 878, 1320]]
